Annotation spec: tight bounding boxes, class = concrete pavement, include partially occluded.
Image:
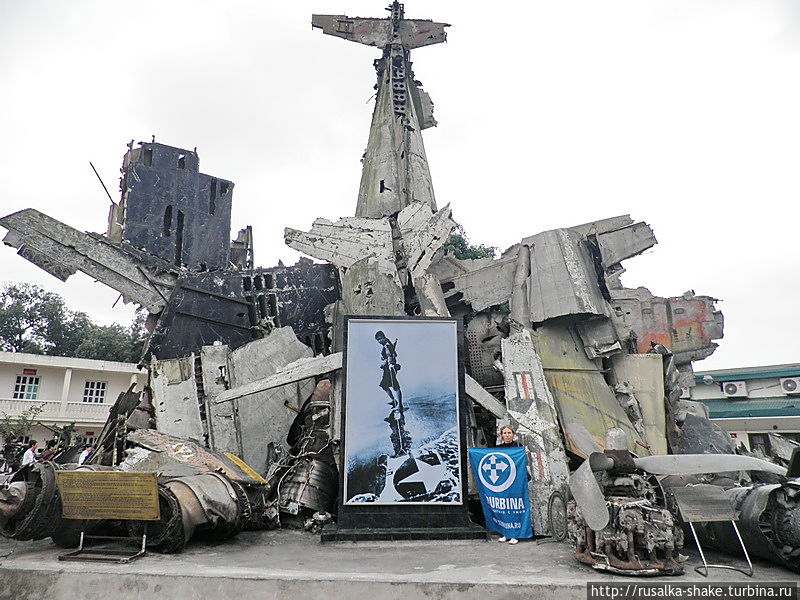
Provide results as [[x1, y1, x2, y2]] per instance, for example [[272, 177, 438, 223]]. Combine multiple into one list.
[[0, 530, 794, 600]]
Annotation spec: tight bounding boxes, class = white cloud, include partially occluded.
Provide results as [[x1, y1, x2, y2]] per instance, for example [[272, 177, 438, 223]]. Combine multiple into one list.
[[0, 1, 797, 368]]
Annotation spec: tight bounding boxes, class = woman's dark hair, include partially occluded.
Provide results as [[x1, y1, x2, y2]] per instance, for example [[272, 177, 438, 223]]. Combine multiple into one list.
[[375, 331, 386, 341]]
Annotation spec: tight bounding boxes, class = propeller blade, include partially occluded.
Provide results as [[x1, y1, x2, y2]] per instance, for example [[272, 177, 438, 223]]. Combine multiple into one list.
[[633, 453, 787, 476], [565, 422, 602, 457], [568, 454, 609, 531]]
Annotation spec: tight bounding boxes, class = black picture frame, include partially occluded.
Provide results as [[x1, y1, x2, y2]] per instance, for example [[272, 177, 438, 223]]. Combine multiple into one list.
[[322, 315, 482, 541]]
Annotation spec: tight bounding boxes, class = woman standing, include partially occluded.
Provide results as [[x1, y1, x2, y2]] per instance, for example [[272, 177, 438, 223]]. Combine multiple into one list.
[[494, 425, 529, 544]]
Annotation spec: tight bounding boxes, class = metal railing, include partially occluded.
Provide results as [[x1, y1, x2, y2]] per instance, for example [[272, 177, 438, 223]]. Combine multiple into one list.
[[0, 397, 111, 423]]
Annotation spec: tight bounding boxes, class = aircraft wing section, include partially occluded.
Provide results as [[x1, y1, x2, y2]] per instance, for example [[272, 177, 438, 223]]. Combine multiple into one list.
[[312, 15, 448, 49], [311, 15, 392, 48]]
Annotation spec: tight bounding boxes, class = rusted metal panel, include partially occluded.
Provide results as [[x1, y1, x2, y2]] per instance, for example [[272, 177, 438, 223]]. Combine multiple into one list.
[[610, 353, 668, 455], [311, 13, 448, 50], [502, 329, 569, 535], [150, 355, 204, 441], [119, 142, 233, 270], [285, 217, 395, 271], [0, 208, 177, 313], [533, 320, 648, 457], [216, 351, 343, 405], [595, 221, 657, 271], [610, 288, 723, 364], [56, 471, 160, 521], [429, 253, 518, 312], [311, 15, 392, 48], [227, 327, 316, 473], [121, 429, 264, 484], [526, 229, 609, 322], [464, 375, 508, 420], [199, 343, 241, 457]]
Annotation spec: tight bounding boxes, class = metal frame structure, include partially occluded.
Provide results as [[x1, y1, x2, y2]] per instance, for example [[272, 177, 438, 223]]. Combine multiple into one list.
[[672, 485, 753, 578]]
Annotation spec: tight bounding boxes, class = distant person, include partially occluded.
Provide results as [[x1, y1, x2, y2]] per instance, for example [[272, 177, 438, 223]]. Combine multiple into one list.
[[21, 441, 38, 467], [39, 439, 58, 462], [2, 440, 16, 472], [78, 445, 94, 465]]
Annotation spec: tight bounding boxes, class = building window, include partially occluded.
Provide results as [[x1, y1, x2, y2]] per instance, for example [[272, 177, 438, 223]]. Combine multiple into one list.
[[13, 376, 40, 400], [83, 436, 99, 446], [82, 381, 107, 403]]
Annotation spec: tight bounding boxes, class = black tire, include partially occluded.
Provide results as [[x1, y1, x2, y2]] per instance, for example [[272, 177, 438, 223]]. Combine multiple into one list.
[[547, 490, 568, 542]]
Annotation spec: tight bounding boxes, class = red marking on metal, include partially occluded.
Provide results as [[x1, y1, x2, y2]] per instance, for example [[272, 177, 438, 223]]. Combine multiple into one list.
[[520, 374, 531, 400], [632, 298, 719, 354], [535, 452, 545, 479]]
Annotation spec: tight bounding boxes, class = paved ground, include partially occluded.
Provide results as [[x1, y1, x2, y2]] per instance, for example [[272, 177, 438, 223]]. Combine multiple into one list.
[[0, 530, 795, 600]]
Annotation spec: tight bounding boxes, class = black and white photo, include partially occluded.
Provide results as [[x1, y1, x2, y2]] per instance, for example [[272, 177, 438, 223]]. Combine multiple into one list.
[[343, 318, 462, 505]]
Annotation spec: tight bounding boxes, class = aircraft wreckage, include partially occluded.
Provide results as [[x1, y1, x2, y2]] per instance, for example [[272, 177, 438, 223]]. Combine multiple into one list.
[[1, 1, 799, 576]]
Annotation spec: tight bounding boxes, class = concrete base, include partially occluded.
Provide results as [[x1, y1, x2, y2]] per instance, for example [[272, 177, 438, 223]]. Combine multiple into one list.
[[321, 523, 488, 542], [0, 530, 793, 600]]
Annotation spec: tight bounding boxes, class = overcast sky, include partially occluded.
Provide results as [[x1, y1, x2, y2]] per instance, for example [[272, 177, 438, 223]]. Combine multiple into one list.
[[1, 1, 798, 370]]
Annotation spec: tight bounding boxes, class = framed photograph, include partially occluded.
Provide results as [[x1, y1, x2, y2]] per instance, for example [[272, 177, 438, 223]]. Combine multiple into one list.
[[342, 317, 463, 505]]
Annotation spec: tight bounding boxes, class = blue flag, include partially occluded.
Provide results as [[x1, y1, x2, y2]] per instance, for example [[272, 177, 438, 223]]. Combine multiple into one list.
[[468, 447, 532, 540]]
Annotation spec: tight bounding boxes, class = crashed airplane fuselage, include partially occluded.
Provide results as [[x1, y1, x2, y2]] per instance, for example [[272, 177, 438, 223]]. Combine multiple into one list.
[[3, 0, 799, 576]]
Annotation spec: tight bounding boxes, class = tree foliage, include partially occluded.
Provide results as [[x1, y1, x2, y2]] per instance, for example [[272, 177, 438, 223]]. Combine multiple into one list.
[[0, 402, 44, 443], [443, 224, 496, 260], [0, 282, 144, 362]]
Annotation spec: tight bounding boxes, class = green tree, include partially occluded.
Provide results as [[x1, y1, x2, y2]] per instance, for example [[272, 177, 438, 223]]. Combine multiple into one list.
[[443, 224, 496, 260], [0, 283, 67, 353], [0, 282, 144, 363], [0, 402, 44, 444], [73, 321, 139, 362]]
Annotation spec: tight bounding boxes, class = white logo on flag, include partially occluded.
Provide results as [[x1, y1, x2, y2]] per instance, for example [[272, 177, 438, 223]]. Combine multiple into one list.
[[477, 452, 517, 493]]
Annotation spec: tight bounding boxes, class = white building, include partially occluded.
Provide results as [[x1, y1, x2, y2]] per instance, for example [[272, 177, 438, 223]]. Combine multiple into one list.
[[688, 363, 800, 454], [0, 351, 143, 447]]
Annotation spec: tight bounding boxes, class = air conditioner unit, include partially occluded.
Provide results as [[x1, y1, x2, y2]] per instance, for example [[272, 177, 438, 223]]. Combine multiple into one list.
[[722, 381, 748, 398], [780, 377, 800, 395], [680, 387, 692, 399]]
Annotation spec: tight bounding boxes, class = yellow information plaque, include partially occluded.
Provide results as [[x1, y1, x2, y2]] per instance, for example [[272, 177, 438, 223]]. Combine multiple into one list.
[[55, 471, 160, 521]]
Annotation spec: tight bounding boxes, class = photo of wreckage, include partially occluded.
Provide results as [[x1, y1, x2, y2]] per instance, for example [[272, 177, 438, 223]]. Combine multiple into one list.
[[1, 2, 799, 577]]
